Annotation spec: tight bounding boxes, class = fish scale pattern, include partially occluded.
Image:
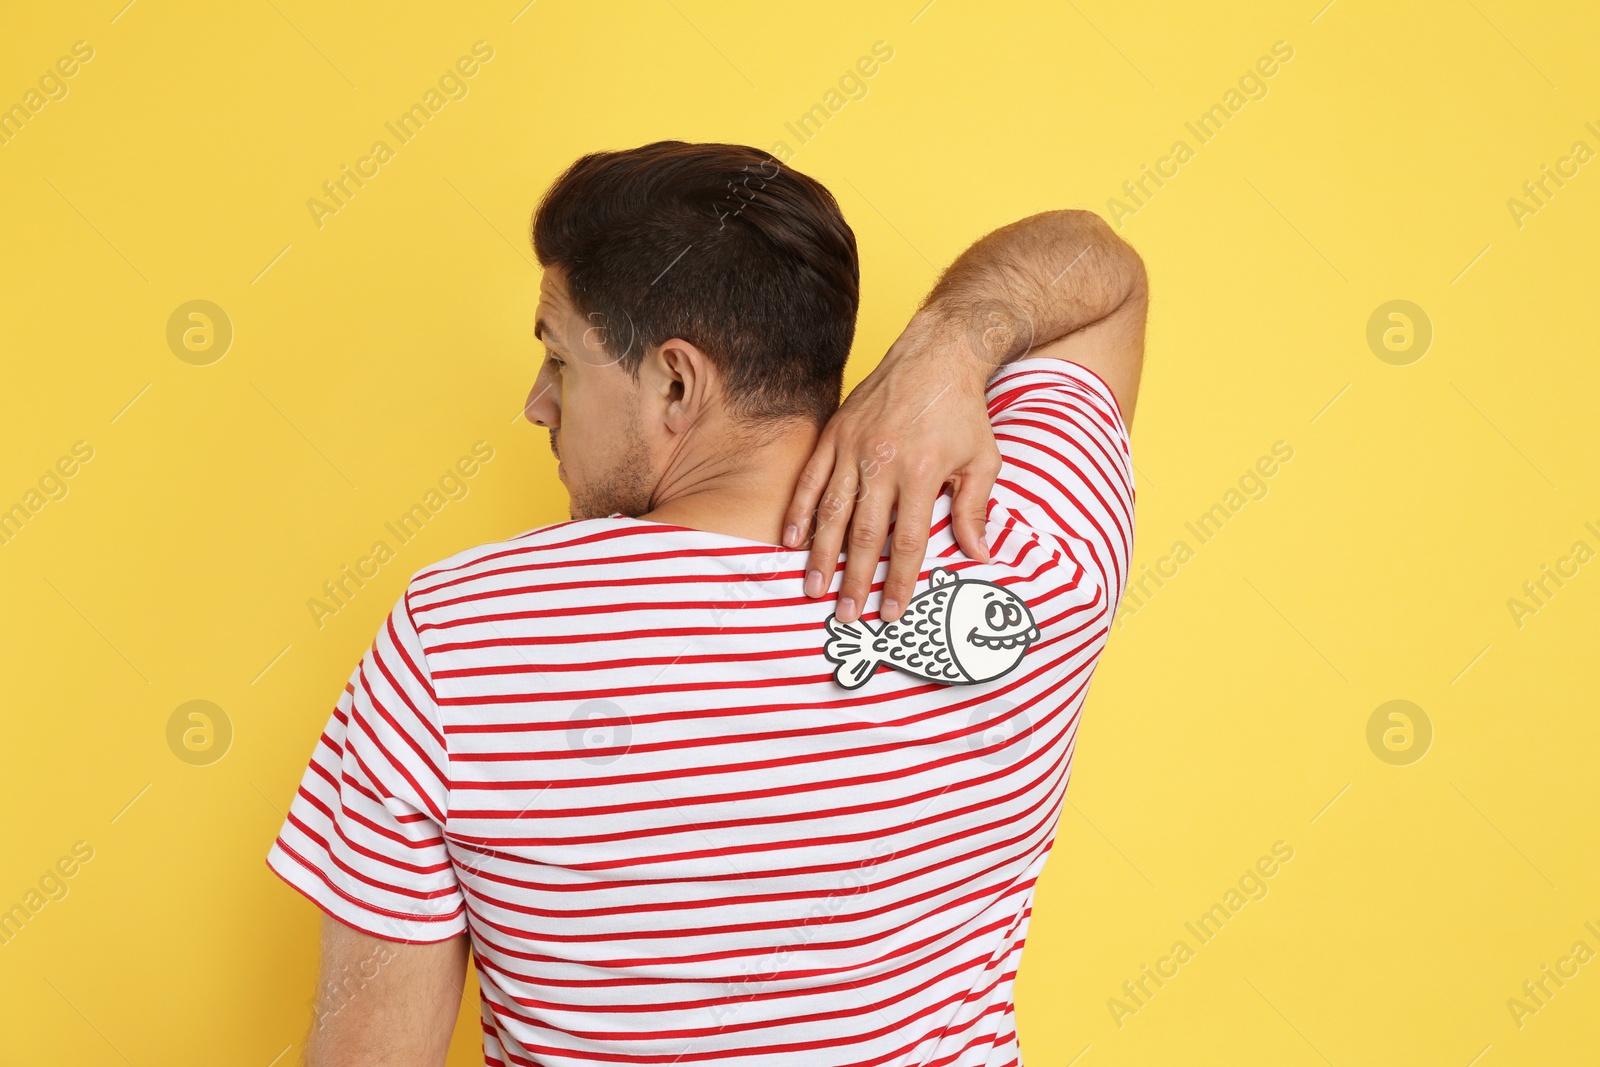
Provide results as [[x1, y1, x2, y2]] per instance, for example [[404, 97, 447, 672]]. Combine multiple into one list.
[[874, 584, 959, 680]]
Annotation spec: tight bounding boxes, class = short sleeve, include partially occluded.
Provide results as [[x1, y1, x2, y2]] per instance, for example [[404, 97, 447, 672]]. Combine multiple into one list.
[[985, 357, 1136, 602], [265, 583, 466, 943]]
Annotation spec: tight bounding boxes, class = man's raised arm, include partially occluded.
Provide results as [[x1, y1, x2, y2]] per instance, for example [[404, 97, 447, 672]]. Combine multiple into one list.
[[782, 208, 1148, 625]]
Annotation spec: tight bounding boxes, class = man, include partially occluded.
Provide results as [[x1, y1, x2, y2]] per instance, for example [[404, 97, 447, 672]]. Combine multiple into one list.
[[266, 140, 1146, 1066]]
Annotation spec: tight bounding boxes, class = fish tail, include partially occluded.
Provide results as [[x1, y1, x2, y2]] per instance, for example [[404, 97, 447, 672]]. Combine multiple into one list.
[[824, 616, 880, 689]]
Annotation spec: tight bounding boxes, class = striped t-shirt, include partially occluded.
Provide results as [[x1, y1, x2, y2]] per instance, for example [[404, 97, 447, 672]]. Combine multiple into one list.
[[266, 356, 1135, 1067]]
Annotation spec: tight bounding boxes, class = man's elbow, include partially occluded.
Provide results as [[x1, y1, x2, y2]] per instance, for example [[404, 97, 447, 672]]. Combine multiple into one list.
[[1121, 244, 1149, 315], [1040, 208, 1148, 317]]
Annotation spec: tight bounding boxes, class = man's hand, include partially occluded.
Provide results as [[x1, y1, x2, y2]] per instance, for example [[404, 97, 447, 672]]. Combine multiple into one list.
[[781, 313, 1000, 624], [304, 916, 467, 1067]]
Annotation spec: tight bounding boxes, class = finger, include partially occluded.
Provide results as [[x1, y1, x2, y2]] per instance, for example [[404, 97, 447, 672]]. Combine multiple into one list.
[[835, 483, 893, 624], [951, 453, 1001, 563], [783, 437, 837, 549], [879, 486, 939, 623], [803, 468, 857, 600]]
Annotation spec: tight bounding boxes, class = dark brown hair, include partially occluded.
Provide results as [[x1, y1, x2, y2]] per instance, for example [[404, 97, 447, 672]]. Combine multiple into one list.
[[531, 141, 859, 428]]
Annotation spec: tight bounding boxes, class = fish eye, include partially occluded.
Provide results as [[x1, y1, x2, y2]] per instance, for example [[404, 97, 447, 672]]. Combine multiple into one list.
[[985, 601, 1006, 629], [1005, 603, 1022, 627]]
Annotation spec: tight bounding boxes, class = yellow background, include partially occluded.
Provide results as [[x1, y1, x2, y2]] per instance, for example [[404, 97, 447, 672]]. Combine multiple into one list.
[[2, 0, 1596, 1063]]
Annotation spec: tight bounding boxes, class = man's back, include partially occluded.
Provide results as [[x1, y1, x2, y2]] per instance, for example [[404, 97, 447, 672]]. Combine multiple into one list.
[[268, 357, 1133, 1065]]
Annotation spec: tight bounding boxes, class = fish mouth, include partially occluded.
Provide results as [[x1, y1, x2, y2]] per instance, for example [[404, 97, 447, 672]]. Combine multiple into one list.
[[967, 625, 1040, 651]]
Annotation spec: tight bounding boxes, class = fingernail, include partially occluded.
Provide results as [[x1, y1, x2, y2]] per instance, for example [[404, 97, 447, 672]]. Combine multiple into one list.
[[805, 570, 824, 597], [783, 524, 798, 547], [882, 598, 900, 620], [837, 596, 856, 619]]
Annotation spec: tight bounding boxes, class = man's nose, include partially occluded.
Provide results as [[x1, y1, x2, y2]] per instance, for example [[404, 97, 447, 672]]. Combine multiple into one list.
[[524, 364, 559, 427]]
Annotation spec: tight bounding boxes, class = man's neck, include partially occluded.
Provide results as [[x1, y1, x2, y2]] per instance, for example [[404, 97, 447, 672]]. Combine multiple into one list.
[[639, 420, 820, 546]]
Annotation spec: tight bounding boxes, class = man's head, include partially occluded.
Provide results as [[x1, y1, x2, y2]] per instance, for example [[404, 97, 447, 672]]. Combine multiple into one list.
[[524, 141, 859, 520]]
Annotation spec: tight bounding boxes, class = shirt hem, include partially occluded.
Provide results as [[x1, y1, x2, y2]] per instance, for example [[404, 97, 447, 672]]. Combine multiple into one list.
[[265, 841, 467, 945]]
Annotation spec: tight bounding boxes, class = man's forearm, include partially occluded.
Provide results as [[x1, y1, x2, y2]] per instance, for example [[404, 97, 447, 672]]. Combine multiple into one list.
[[907, 209, 1147, 382]]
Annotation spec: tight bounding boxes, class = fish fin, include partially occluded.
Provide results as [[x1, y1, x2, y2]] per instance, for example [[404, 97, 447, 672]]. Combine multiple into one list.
[[824, 616, 880, 690], [930, 567, 956, 587]]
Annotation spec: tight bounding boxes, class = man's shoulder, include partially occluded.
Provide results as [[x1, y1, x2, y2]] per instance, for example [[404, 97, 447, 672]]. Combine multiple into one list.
[[985, 356, 1127, 432], [982, 356, 1136, 607]]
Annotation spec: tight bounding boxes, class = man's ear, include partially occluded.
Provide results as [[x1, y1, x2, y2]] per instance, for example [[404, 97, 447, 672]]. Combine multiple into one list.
[[645, 338, 715, 436]]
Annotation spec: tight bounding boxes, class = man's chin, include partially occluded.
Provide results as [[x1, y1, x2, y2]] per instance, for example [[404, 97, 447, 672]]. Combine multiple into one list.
[[563, 458, 652, 520], [566, 493, 611, 522], [569, 496, 647, 522]]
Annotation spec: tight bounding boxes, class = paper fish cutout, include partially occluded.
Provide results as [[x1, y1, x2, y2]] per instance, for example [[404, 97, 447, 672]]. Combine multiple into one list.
[[824, 567, 1039, 689]]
